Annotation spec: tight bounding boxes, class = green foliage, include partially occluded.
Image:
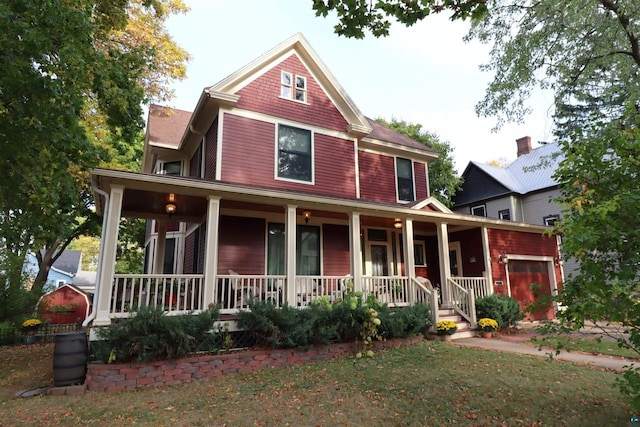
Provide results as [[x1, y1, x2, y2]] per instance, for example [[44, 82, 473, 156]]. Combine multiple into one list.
[[375, 118, 462, 206], [475, 294, 523, 329], [238, 292, 430, 350], [93, 305, 219, 363], [378, 304, 432, 339], [311, 0, 488, 38]]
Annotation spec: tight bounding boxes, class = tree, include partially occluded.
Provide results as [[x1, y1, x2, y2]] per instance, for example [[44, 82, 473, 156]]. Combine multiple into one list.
[[377, 118, 462, 206], [312, 1, 640, 407], [0, 0, 188, 321], [311, 0, 488, 38]]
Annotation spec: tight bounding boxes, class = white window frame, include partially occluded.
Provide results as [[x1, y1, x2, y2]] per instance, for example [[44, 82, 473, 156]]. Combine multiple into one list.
[[498, 209, 511, 220], [471, 205, 487, 217], [156, 160, 182, 176], [275, 123, 314, 184], [280, 70, 307, 103], [395, 157, 416, 203], [414, 242, 427, 267], [543, 214, 560, 226]]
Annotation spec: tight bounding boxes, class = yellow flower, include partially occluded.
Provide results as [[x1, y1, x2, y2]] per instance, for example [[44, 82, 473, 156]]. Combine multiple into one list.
[[477, 318, 499, 332], [22, 318, 42, 328], [436, 320, 458, 335]]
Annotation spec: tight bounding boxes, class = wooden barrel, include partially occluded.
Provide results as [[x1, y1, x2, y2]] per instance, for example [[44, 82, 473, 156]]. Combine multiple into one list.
[[53, 331, 88, 387]]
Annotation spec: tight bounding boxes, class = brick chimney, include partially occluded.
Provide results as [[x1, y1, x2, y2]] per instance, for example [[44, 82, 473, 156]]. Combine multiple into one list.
[[516, 136, 532, 157]]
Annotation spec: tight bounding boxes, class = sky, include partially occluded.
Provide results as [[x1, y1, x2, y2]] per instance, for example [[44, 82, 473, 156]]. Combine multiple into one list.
[[164, 0, 556, 174]]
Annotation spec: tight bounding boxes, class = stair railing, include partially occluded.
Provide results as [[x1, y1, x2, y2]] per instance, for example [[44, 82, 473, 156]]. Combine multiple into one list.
[[412, 277, 439, 332], [446, 277, 477, 325]]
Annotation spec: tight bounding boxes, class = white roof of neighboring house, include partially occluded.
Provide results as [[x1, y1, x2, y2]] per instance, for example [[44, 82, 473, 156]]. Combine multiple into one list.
[[72, 270, 96, 293], [470, 143, 563, 195]]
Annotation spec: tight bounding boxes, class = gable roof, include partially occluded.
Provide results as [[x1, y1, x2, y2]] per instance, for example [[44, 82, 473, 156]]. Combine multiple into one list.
[[38, 250, 82, 276], [143, 33, 439, 170]]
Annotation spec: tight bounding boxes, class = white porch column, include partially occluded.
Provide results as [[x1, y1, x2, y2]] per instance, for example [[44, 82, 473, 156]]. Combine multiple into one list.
[[285, 205, 297, 305], [94, 185, 124, 326], [481, 226, 493, 295], [436, 222, 451, 305], [402, 218, 415, 304], [154, 220, 167, 274], [202, 196, 221, 308], [349, 212, 362, 291]]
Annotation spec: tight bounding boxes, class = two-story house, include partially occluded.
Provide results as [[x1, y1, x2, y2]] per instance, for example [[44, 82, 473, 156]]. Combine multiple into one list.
[[87, 34, 563, 334], [452, 137, 577, 278]]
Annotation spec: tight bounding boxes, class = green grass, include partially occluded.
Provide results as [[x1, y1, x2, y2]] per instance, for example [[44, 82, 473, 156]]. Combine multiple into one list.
[[531, 335, 640, 359], [0, 341, 634, 426]]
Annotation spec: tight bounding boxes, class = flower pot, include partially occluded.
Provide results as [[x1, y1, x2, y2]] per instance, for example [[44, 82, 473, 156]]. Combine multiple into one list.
[[481, 331, 493, 339], [440, 334, 453, 342]]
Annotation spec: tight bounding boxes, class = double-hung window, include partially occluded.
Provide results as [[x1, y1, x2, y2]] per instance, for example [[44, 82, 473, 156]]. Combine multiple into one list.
[[281, 71, 307, 103], [396, 157, 415, 202], [277, 124, 312, 182], [471, 205, 487, 217]]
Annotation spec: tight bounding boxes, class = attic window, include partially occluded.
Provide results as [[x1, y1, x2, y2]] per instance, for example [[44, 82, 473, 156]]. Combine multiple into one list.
[[281, 71, 307, 103], [471, 205, 486, 217]]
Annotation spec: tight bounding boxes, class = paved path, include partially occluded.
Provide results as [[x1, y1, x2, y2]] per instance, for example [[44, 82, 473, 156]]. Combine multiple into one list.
[[453, 323, 637, 372]]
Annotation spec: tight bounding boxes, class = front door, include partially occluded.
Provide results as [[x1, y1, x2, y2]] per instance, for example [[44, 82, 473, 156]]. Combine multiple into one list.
[[364, 228, 393, 276], [449, 241, 463, 276]]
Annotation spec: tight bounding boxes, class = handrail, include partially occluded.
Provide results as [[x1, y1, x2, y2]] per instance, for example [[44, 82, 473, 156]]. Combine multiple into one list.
[[412, 277, 439, 332], [446, 277, 476, 325]]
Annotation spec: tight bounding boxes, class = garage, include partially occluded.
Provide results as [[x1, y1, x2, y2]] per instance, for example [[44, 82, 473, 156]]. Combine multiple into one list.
[[508, 260, 555, 321]]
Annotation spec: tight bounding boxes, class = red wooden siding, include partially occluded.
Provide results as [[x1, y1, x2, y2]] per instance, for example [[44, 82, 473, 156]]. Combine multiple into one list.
[[322, 224, 350, 275], [487, 228, 562, 295], [218, 216, 266, 274], [358, 151, 397, 202], [189, 142, 202, 178], [235, 55, 349, 132], [183, 231, 195, 274], [450, 228, 485, 277], [414, 162, 428, 199], [204, 118, 218, 181], [221, 114, 357, 198], [38, 285, 90, 324]]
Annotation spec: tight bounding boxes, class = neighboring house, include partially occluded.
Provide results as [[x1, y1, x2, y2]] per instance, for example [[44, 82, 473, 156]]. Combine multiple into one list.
[[452, 137, 577, 278], [88, 34, 563, 333], [24, 250, 82, 291]]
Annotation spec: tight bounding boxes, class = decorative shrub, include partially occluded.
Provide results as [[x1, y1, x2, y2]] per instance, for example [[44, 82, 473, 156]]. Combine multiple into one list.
[[93, 304, 219, 363], [436, 320, 458, 335], [475, 294, 524, 329], [378, 303, 432, 338]]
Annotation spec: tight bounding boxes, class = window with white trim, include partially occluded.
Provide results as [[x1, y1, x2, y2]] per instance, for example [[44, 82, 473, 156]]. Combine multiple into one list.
[[156, 160, 181, 176], [396, 157, 415, 202], [414, 242, 427, 267], [543, 214, 560, 226], [277, 124, 312, 182], [498, 209, 511, 220], [471, 205, 487, 217], [280, 71, 307, 103]]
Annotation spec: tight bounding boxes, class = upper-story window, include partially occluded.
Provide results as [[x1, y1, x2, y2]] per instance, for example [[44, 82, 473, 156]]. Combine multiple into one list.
[[471, 205, 487, 216], [277, 124, 313, 182], [157, 160, 182, 176], [396, 157, 415, 202], [543, 214, 560, 226], [498, 209, 511, 220], [281, 71, 307, 103]]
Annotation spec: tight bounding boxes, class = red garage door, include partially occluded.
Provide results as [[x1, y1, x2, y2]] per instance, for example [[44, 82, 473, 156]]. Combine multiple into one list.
[[508, 260, 554, 321]]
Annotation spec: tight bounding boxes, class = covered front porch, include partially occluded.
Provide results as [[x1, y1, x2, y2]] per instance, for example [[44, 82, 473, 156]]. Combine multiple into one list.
[[88, 169, 498, 331]]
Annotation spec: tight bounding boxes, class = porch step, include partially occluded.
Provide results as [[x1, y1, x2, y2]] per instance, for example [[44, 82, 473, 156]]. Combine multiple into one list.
[[430, 308, 478, 341]]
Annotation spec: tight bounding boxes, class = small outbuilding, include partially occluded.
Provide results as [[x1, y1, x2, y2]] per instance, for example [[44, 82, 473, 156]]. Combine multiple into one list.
[[37, 284, 92, 324]]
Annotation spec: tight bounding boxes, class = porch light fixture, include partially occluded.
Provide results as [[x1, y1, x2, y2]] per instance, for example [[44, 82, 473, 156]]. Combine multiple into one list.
[[165, 193, 177, 216], [303, 210, 311, 224], [498, 253, 509, 264], [393, 218, 402, 229]]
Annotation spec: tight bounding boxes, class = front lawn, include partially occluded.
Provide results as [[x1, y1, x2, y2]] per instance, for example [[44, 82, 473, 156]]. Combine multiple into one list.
[[0, 340, 632, 426]]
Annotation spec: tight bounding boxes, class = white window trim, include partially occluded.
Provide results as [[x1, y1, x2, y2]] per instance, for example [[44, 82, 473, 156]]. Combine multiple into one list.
[[471, 205, 487, 217], [395, 156, 416, 203], [414, 241, 427, 267], [279, 70, 309, 104], [498, 209, 511, 220], [274, 123, 315, 185], [155, 160, 182, 176], [543, 214, 560, 226]]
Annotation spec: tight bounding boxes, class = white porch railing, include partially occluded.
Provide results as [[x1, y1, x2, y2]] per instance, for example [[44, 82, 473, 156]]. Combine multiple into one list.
[[449, 276, 491, 299], [294, 275, 351, 307], [215, 275, 286, 313], [111, 274, 205, 315], [412, 277, 439, 330], [361, 276, 410, 307], [446, 277, 477, 325]]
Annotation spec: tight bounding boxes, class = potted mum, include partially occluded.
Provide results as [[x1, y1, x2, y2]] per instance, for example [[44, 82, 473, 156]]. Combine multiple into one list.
[[477, 317, 498, 338], [436, 320, 458, 341], [22, 318, 42, 344]]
